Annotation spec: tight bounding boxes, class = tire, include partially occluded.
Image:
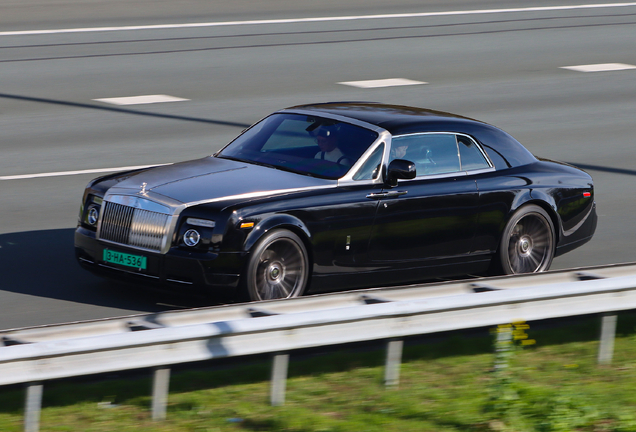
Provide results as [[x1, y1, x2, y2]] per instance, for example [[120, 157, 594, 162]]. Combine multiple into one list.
[[244, 230, 309, 301], [498, 204, 555, 275]]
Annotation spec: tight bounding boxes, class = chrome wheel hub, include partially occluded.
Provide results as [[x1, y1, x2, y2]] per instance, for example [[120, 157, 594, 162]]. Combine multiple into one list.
[[519, 236, 532, 255], [267, 262, 283, 282]]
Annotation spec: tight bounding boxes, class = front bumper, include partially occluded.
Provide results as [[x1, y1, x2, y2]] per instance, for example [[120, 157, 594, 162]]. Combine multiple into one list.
[[74, 227, 243, 293]]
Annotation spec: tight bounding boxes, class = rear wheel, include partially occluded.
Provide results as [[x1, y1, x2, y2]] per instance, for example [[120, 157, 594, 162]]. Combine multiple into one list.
[[499, 205, 555, 274], [244, 230, 309, 301]]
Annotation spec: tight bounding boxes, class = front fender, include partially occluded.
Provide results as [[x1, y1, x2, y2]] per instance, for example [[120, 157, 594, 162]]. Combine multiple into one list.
[[243, 214, 312, 252]]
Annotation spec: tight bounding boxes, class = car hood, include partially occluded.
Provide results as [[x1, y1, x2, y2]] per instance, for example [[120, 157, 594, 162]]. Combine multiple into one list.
[[105, 156, 334, 206]]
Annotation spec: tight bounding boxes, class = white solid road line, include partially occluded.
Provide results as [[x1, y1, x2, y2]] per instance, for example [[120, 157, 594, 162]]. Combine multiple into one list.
[[93, 95, 190, 105], [2, 3, 636, 36], [560, 63, 636, 72], [0, 164, 171, 181], [339, 78, 427, 88]]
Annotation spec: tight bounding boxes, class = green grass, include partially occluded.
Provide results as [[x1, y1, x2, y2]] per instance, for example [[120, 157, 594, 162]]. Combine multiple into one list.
[[2, 313, 636, 431]]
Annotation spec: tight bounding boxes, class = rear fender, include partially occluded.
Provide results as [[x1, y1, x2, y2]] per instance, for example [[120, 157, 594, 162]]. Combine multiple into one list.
[[508, 190, 534, 215], [515, 189, 561, 242]]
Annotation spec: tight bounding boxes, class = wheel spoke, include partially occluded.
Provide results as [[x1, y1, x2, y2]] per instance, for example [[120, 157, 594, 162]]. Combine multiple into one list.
[[528, 250, 541, 269], [257, 280, 270, 299], [519, 256, 530, 273], [277, 279, 293, 297], [282, 254, 301, 269], [509, 246, 520, 271], [533, 233, 548, 249], [259, 250, 276, 264], [259, 272, 269, 295]]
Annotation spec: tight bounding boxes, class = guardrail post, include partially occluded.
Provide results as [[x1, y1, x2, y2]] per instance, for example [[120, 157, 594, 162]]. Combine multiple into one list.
[[598, 314, 617, 365], [384, 339, 404, 387], [24, 382, 43, 432], [151, 367, 170, 420], [270, 353, 289, 406]]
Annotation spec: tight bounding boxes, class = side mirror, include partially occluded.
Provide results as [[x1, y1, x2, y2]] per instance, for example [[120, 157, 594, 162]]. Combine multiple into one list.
[[386, 159, 416, 187]]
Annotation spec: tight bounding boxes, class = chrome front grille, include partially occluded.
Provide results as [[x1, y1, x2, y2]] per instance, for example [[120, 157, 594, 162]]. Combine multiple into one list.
[[99, 201, 170, 252]]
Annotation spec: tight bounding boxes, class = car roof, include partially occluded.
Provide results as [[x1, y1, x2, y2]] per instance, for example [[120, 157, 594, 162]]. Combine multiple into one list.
[[282, 102, 484, 136], [282, 102, 537, 169]]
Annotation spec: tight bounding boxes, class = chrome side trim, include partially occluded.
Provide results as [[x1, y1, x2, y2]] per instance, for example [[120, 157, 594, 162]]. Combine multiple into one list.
[[183, 184, 337, 208], [412, 171, 468, 180], [166, 278, 194, 285], [562, 202, 596, 237], [464, 167, 496, 176], [400, 167, 496, 182]]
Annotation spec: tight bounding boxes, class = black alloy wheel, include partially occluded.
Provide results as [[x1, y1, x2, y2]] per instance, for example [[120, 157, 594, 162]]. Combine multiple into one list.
[[499, 204, 555, 274], [245, 230, 309, 301]]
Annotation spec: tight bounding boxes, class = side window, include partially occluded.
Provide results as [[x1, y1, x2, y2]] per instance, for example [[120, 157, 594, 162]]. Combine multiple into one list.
[[457, 136, 491, 171], [353, 143, 384, 180], [391, 134, 460, 176]]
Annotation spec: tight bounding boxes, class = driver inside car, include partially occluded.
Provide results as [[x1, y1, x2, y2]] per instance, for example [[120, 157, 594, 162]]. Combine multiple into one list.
[[314, 126, 351, 166]]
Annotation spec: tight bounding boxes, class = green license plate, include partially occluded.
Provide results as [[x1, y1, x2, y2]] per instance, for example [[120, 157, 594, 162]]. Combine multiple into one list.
[[103, 249, 147, 270]]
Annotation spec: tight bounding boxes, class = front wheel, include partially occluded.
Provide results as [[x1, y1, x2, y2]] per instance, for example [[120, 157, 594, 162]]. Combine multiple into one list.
[[499, 205, 555, 275], [244, 230, 309, 301]]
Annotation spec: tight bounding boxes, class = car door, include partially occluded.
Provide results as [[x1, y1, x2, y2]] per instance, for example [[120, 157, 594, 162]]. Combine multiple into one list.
[[367, 133, 488, 266], [297, 142, 387, 292], [317, 142, 386, 269]]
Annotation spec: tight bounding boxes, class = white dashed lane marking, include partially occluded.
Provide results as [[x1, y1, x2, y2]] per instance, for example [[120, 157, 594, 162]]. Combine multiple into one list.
[[560, 63, 636, 72], [338, 78, 427, 88], [93, 95, 190, 105]]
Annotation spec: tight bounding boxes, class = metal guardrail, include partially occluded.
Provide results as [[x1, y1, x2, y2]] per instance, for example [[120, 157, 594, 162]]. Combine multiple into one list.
[[4, 262, 636, 343], [3, 262, 636, 432]]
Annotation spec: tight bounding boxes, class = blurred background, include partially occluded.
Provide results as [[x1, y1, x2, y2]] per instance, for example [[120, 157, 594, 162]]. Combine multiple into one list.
[[1, 0, 635, 329]]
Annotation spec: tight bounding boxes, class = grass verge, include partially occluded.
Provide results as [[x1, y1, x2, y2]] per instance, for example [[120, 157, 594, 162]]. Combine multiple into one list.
[[1, 312, 636, 431]]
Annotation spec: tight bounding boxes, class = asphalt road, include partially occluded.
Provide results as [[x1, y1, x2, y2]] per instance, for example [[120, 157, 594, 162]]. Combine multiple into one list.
[[1, 0, 635, 330]]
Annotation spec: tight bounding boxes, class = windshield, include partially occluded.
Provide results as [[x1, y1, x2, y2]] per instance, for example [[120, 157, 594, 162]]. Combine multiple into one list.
[[217, 113, 379, 179]]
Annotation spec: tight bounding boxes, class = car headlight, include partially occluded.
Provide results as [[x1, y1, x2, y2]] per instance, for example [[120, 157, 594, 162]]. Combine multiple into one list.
[[183, 229, 201, 247], [177, 217, 215, 250], [87, 205, 100, 226], [82, 195, 103, 229]]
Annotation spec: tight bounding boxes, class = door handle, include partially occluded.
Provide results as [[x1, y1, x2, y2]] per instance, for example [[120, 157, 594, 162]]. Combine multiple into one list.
[[366, 191, 408, 200]]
